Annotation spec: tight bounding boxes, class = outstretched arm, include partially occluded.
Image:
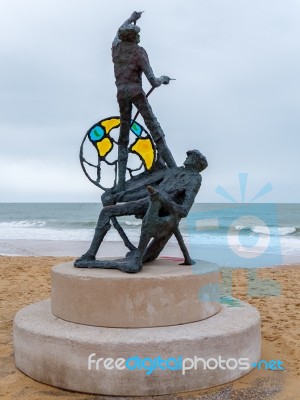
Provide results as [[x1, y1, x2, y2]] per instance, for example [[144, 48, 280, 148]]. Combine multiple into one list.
[[101, 169, 167, 206], [112, 11, 143, 47], [138, 48, 171, 87]]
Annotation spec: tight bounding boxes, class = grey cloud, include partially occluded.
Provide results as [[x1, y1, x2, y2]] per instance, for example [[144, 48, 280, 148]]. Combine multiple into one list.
[[0, 0, 299, 202]]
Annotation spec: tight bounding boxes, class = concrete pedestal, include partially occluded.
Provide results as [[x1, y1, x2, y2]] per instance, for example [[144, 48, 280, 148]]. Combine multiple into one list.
[[14, 298, 260, 396], [13, 258, 261, 396], [51, 259, 220, 327]]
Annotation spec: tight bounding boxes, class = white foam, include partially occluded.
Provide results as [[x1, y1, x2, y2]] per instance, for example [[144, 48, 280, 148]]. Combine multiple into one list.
[[123, 220, 142, 226], [251, 226, 296, 236]]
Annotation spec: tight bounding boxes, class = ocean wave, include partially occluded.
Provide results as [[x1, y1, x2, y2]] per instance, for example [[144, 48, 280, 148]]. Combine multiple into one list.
[[0, 226, 299, 256], [193, 221, 299, 237], [123, 220, 142, 226], [251, 226, 297, 236], [45, 219, 142, 229], [0, 226, 93, 241], [0, 220, 46, 228], [51, 220, 97, 228]]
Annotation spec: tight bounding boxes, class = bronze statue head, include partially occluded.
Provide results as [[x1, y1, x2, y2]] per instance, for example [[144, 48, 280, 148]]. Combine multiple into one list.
[[118, 25, 140, 43], [184, 150, 208, 172]]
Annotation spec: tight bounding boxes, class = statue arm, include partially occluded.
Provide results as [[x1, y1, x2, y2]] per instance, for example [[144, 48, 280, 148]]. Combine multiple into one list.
[[177, 181, 201, 217], [112, 12, 142, 47], [148, 178, 201, 218], [138, 48, 171, 87], [102, 185, 150, 205]]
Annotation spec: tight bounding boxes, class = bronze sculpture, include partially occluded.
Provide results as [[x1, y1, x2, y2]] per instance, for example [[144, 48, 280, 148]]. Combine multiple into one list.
[[75, 12, 208, 273], [112, 11, 176, 192]]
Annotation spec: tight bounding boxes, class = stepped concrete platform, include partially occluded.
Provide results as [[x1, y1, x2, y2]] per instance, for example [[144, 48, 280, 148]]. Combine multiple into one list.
[[14, 298, 261, 396]]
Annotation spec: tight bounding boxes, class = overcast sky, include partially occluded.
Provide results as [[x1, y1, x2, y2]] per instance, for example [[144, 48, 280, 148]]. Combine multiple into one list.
[[1, 0, 299, 202]]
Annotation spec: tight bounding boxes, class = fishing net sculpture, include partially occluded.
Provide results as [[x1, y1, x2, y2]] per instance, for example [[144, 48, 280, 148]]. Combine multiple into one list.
[[76, 11, 208, 273]]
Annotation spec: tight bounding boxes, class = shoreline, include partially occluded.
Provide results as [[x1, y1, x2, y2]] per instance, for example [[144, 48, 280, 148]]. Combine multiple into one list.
[[0, 239, 181, 258], [0, 238, 299, 267]]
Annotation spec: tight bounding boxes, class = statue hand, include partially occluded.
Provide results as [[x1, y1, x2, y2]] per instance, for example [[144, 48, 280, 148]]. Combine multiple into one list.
[[147, 185, 160, 201], [161, 75, 171, 85], [130, 11, 143, 22], [147, 185, 155, 194]]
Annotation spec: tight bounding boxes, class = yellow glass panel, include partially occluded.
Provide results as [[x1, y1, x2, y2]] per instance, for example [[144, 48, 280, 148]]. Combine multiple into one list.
[[131, 138, 154, 170], [96, 137, 113, 157], [101, 118, 120, 134]]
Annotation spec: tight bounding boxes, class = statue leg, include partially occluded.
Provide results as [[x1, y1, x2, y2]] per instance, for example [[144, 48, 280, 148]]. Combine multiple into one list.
[[132, 91, 176, 168], [76, 207, 112, 261], [75, 199, 149, 264], [122, 200, 159, 269], [115, 92, 132, 192], [173, 227, 195, 265], [142, 231, 174, 263], [124, 229, 153, 271], [126, 199, 171, 268]]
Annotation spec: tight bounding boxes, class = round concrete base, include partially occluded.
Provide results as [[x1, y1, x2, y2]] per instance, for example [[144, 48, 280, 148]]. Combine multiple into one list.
[[51, 259, 220, 327], [14, 299, 261, 396]]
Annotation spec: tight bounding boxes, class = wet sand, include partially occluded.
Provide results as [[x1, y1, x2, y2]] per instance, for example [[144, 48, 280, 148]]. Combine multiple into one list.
[[0, 239, 182, 258]]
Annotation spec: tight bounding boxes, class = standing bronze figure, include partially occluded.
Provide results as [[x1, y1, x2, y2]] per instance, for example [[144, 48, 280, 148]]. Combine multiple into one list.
[[112, 11, 176, 192]]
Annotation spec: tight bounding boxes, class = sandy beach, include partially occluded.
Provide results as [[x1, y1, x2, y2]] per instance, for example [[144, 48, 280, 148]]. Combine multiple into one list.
[[0, 251, 299, 400]]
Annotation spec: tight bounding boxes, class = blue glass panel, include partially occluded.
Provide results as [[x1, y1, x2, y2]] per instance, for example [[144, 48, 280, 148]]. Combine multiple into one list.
[[130, 121, 142, 137], [89, 126, 104, 142]]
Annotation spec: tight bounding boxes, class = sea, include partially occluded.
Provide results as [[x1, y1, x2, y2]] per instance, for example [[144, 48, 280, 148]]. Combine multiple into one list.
[[0, 203, 299, 266]]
